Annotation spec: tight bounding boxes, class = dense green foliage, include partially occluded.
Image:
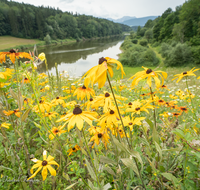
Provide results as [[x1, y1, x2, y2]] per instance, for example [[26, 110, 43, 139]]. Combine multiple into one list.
[[119, 36, 159, 67], [121, 0, 200, 67], [0, 0, 131, 40]]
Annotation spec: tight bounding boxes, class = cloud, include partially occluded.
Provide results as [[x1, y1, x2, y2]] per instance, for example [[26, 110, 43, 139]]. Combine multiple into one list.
[[59, 0, 74, 3]]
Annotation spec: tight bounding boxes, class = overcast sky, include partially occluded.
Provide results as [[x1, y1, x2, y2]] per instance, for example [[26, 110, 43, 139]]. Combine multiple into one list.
[[13, 0, 187, 19]]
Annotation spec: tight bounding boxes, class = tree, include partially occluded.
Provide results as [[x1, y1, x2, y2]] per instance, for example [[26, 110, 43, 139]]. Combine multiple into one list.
[[144, 29, 153, 42]]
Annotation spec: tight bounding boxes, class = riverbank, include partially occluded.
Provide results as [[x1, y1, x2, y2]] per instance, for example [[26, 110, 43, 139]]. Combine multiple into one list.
[[0, 34, 124, 52]]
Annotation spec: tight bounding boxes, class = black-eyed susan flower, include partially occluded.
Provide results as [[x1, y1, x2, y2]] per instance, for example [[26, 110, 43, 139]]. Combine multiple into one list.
[[51, 96, 65, 106], [0, 122, 11, 129], [49, 126, 66, 140], [33, 100, 52, 113], [67, 145, 81, 156], [129, 67, 167, 88], [67, 144, 81, 156], [172, 67, 200, 83], [99, 107, 120, 128], [123, 116, 145, 131], [56, 105, 97, 131], [89, 128, 110, 148], [82, 57, 125, 88], [22, 77, 30, 84], [0, 49, 33, 64], [178, 106, 188, 113], [28, 150, 59, 181], [73, 85, 95, 100], [93, 91, 126, 113], [172, 112, 181, 118], [88, 126, 102, 135], [45, 112, 58, 120]]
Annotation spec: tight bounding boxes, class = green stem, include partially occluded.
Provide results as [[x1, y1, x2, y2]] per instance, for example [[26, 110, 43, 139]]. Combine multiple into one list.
[[107, 72, 146, 190], [149, 87, 157, 129], [82, 129, 100, 186], [106, 72, 131, 148]]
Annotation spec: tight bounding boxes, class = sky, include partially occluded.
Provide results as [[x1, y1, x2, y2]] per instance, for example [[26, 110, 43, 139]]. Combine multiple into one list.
[[13, 0, 187, 19]]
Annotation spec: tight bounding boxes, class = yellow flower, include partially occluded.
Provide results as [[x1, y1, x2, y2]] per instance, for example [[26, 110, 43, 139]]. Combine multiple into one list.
[[0, 49, 33, 64], [73, 85, 95, 100], [28, 150, 59, 181], [51, 96, 65, 106], [0, 68, 14, 80], [67, 145, 81, 156], [89, 128, 110, 148], [33, 100, 52, 113], [123, 116, 145, 131], [38, 53, 46, 62], [129, 66, 167, 88], [172, 67, 200, 83], [82, 57, 125, 88], [0, 122, 11, 129], [99, 107, 120, 128], [45, 112, 58, 120], [56, 105, 97, 131], [49, 126, 66, 140], [93, 91, 126, 113]]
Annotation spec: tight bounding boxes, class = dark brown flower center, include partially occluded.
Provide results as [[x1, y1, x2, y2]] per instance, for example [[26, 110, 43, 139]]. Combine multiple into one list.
[[55, 129, 59, 133], [73, 106, 82, 115], [128, 102, 132, 105], [98, 133, 103, 138], [9, 49, 16, 53], [135, 107, 140, 111], [99, 57, 107, 65], [162, 85, 166, 87], [24, 77, 28, 80], [105, 92, 110, 97], [183, 72, 187, 75], [158, 100, 164, 102], [110, 110, 114, 114], [90, 98, 93, 101], [146, 69, 153, 74], [119, 129, 122, 132], [82, 85, 86, 89], [42, 160, 48, 166], [181, 108, 187, 111], [129, 122, 133, 125], [56, 97, 60, 99], [72, 147, 76, 151]]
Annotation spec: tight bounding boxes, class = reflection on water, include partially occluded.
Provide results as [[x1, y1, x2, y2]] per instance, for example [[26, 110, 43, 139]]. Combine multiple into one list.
[[37, 36, 124, 77]]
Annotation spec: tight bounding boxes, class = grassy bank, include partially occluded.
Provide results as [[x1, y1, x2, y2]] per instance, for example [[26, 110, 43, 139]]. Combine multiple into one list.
[[0, 36, 41, 51]]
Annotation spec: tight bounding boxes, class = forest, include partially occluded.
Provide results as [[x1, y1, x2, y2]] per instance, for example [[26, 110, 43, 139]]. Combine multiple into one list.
[[0, 0, 131, 41], [119, 0, 200, 67]]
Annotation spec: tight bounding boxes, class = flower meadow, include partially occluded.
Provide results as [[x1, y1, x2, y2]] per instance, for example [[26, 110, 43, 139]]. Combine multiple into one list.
[[0, 50, 200, 190]]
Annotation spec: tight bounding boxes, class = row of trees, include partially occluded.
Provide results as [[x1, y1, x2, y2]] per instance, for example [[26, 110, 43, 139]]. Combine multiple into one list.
[[135, 0, 200, 45], [0, 0, 131, 40]]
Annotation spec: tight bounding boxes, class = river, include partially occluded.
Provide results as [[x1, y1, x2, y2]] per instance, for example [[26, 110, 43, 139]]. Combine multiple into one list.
[[36, 36, 124, 77]]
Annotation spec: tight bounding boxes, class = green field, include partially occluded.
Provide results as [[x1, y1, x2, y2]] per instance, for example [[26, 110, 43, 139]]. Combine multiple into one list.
[[0, 36, 40, 51]]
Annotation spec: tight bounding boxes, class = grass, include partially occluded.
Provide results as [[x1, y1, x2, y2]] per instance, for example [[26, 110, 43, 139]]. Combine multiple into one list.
[[0, 36, 41, 51]]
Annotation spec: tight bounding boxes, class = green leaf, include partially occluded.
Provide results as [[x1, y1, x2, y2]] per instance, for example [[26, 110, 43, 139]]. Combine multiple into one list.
[[100, 156, 117, 165], [9, 88, 18, 100], [154, 141, 162, 161], [103, 183, 112, 190], [92, 150, 99, 170], [65, 182, 78, 189], [21, 108, 31, 122], [129, 150, 143, 172], [85, 158, 96, 181], [103, 165, 116, 176], [0, 165, 14, 172], [161, 172, 179, 186], [121, 158, 139, 177]]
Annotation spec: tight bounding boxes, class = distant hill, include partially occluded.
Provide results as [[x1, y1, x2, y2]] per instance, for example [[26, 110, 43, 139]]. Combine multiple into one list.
[[122, 16, 158, 26]]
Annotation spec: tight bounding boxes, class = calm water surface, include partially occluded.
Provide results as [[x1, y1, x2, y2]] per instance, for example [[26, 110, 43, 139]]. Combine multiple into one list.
[[37, 36, 124, 77]]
